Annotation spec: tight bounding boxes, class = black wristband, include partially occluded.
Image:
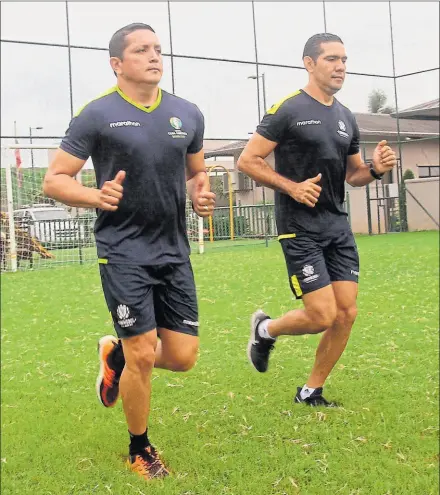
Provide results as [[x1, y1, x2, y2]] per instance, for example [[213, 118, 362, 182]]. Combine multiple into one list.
[[370, 165, 384, 180]]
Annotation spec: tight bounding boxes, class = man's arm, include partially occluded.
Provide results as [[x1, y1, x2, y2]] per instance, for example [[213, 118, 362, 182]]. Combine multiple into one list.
[[43, 149, 125, 211], [237, 133, 322, 208], [186, 150, 215, 217], [346, 140, 397, 187]]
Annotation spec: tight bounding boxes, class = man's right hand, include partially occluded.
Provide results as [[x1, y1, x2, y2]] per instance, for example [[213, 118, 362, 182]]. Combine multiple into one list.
[[289, 173, 322, 208], [95, 170, 126, 211]]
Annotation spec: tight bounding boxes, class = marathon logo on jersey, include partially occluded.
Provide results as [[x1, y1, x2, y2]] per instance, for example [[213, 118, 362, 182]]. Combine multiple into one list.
[[109, 120, 141, 128], [168, 117, 188, 139], [116, 304, 136, 328], [296, 119, 322, 126], [337, 120, 349, 138], [302, 264, 320, 284]]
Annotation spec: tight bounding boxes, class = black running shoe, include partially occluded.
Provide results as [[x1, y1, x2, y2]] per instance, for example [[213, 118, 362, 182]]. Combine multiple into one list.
[[294, 387, 338, 407], [247, 310, 276, 372]]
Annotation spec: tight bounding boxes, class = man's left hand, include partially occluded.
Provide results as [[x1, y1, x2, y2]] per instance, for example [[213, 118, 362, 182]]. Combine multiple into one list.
[[372, 140, 397, 175]]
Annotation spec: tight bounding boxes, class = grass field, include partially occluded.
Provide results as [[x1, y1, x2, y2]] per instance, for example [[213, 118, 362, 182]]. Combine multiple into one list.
[[1, 232, 439, 495]]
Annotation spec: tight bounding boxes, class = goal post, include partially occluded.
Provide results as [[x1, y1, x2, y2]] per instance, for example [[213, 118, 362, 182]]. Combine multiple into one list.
[[1, 143, 205, 272]]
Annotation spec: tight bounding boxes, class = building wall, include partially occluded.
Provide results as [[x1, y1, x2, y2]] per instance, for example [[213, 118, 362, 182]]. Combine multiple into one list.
[[405, 177, 439, 231], [359, 138, 439, 178]]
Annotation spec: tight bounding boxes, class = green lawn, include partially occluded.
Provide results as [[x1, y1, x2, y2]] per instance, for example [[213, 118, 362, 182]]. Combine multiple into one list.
[[1, 232, 439, 495]]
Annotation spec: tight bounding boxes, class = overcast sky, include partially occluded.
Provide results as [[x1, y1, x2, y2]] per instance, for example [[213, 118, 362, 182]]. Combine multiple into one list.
[[1, 1, 439, 167]]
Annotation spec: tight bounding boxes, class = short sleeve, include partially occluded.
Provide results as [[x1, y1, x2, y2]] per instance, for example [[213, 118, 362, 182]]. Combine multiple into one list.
[[187, 105, 205, 154], [256, 105, 289, 143], [348, 115, 360, 156], [59, 105, 99, 160]]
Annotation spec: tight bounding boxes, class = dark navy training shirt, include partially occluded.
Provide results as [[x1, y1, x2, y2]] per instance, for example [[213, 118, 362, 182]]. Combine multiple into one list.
[[60, 86, 204, 265], [257, 89, 360, 235]]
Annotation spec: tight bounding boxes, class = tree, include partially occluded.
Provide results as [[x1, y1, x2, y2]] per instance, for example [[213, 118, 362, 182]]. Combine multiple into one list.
[[368, 89, 395, 114]]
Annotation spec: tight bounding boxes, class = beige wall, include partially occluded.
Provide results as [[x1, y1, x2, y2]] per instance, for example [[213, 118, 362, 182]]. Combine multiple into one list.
[[346, 186, 387, 234], [405, 177, 439, 231], [360, 137, 439, 178]]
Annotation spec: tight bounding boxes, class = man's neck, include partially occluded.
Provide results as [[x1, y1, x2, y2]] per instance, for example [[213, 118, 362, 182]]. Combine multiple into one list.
[[303, 82, 334, 106], [117, 79, 160, 107]]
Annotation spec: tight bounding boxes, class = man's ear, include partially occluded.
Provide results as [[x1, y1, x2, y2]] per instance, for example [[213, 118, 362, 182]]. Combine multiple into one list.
[[303, 56, 315, 73], [110, 56, 122, 76]]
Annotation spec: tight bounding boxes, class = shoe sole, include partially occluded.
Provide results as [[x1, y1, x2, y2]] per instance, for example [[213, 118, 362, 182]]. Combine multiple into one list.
[[96, 335, 118, 407], [247, 310, 265, 372]]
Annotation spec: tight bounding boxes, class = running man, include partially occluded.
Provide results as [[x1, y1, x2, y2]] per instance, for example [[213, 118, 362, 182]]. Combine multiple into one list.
[[238, 33, 397, 406], [43, 23, 215, 479]]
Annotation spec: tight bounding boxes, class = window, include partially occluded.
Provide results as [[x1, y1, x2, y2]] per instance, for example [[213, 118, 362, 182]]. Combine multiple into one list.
[[418, 166, 439, 178]]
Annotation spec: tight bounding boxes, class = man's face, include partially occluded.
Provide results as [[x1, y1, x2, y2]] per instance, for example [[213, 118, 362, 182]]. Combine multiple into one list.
[[112, 29, 163, 85], [306, 42, 347, 95]]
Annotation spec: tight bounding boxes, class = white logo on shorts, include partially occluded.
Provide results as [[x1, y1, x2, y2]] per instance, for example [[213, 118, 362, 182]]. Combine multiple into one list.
[[116, 304, 136, 328], [302, 264, 319, 283], [302, 265, 315, 277], [183, 319, 199, 327]]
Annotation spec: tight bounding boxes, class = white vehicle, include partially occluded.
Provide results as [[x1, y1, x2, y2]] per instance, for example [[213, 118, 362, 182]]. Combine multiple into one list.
[[13, 204, 84, 248]]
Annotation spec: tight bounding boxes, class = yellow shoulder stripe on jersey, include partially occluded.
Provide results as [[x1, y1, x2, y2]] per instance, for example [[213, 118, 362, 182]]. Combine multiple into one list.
[[74, 87, 118, 117], [278, 233, 296, 241], [98, 258, 108, 264], [116, 86, 162, 113], [267, 90, 301, 115]]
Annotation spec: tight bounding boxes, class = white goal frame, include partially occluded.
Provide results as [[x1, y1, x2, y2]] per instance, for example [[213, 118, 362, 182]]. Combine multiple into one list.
[[1, 144, 204, 272]]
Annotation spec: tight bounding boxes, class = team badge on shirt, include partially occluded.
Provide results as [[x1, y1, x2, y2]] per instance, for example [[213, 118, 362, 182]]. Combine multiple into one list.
[[170, 117, 183, 130], [168, 117, 188, 139]]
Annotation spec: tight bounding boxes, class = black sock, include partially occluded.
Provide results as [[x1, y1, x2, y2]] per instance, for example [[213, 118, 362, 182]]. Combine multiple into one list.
[[129, 429, 150, 456]]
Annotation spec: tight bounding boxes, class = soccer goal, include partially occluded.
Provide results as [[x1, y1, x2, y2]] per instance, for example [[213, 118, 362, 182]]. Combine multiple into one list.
[[1, 144, 205, 273]]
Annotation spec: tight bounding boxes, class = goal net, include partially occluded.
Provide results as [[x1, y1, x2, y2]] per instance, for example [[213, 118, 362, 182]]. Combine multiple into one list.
[[1, 144, 204, 273]]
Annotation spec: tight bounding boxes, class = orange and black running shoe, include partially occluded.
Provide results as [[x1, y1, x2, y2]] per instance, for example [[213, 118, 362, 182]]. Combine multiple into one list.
[[96, 335, 125, 407], [127, 445, 170, 480]]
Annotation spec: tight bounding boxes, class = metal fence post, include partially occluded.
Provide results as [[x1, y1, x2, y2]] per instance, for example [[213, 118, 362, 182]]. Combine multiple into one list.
[[5, 161, 17, 272]]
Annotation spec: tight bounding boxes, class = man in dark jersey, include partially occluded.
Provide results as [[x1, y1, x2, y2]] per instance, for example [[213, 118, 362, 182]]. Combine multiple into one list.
[[238, 33, 397, 406], [43, 23, 215, 480]]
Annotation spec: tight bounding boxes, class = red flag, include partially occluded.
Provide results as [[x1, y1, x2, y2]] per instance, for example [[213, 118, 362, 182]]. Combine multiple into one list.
[[14, 139, 22, 188]]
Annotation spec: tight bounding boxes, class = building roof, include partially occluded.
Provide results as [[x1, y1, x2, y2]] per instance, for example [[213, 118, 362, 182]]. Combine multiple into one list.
[[391, 99, 439, 119], [355, 112, 439, 137], [204, 113, 440, 158]]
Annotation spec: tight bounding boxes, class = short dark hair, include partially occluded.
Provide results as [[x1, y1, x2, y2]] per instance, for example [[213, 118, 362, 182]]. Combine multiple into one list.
[[109, 23, 155, 59], [303, 33, 343, 61]]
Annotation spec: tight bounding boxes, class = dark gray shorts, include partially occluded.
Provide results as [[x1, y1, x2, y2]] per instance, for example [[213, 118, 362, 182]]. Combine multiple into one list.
[[280, 227, 359, 299], [99, 261, 199, 339]]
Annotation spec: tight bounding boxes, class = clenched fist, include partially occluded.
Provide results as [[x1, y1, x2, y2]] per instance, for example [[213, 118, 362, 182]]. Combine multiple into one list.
[[191, 173, 216, 217], [290, 173, 322, 208], [372, 140, 397, 175]]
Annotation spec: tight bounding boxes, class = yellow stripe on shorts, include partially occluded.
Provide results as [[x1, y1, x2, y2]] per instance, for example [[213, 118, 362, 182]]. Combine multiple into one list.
[[98, 258, 108, 264], [278, 233, 296, 241], [291, 275, 303, 297]]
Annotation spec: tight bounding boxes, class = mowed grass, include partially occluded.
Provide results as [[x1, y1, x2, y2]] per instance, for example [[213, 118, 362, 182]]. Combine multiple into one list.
[[1, 232, 438, 495]]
